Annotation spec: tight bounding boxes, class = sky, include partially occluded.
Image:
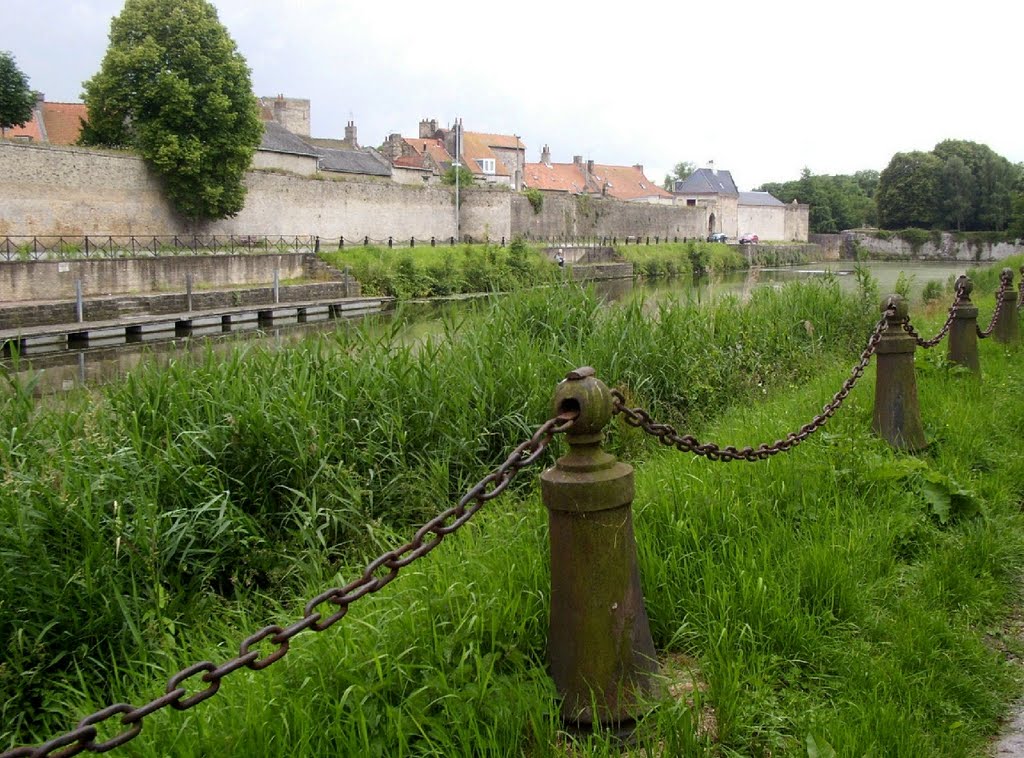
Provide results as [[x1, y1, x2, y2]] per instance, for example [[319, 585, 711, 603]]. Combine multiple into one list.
[[5, 0, 1022, 191]]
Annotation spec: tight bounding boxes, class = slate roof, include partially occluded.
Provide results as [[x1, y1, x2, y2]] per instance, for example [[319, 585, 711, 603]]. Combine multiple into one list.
[[259, 121, 318, 156], [739, 191, 784, 206], [316, 146, 391, 176], [674, 168, 738, 196]]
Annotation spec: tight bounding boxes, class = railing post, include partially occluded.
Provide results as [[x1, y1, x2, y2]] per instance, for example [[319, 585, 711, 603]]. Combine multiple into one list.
[[872, 295, 927, 451], [993, 268, 1019, 345], [540, 367, 657, 730], [948, 276, 981, 376]]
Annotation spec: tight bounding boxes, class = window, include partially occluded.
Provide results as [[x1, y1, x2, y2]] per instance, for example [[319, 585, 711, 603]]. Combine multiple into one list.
[[686, 199, 696, 206], [477, 158, 496, 175]]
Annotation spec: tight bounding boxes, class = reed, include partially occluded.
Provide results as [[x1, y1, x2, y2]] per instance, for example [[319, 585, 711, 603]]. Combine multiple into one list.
[[2, 268, 1021, 755]]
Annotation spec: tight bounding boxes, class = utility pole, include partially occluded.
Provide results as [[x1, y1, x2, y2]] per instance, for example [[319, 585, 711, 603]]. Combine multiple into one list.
[[454, 117, 461, 243]]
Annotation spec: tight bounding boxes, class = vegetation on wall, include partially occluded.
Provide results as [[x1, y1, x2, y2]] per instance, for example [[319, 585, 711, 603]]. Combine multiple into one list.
[[79, 0, 263, 221], [524, 187, 543, 214], [441, 164, 475, 187], [0, 51, 35, 136]]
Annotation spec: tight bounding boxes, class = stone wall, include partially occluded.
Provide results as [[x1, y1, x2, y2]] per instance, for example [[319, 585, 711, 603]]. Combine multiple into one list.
[[840, 230, 1023, 261], [510, 192, 707, 240], [738, 205, 786, 241], [0, 253, 342, 302], [2, 141, 787, 245]]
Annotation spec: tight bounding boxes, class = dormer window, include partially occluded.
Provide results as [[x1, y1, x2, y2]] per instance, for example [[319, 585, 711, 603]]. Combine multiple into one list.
[[478, 158, 496, 175]]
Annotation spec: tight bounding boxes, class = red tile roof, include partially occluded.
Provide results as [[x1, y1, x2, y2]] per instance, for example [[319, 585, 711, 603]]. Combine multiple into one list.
[[41, 102, 87, 145], [4, 112, 43, 141], [461, 132, 508, 176], [469, 131, 523, 150], [590, 164, 673, 201], [523, 162, 592, 193], [405, 137, 453, 168]]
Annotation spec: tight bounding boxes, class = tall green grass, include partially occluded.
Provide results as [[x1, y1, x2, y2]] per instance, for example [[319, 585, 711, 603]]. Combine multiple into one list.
[[319, 239, 557, 298], [2, 269, 1022, 754]]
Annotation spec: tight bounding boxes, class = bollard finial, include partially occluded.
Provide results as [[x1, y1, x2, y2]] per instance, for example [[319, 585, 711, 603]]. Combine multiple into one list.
[[553, 368, 613, 440], [1001, 268, 1014, 287], [882, 293, 908, 323], [956, 275, 973, 301]]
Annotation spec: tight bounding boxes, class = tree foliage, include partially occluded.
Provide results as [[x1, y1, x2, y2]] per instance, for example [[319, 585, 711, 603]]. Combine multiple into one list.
[[0, 51, 35, 136], [441, 164, 476, 187], [876, 140, 1017, 231], [80, 0, 263, 221], [662, 160, 696, 191], [876, 151, 942, 230], [758, 169, 877, 233]]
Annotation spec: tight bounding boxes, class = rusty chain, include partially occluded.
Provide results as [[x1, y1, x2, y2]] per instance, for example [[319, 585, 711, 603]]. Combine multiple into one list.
[[2, 411, 576, 758], [612, 307, 894, 461], [977, 271, 1011, 339], [901, 278, 966, 348]]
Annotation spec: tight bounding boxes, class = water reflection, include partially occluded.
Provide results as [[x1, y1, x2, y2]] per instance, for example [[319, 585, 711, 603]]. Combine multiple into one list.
[[1, 260, 985, 396]]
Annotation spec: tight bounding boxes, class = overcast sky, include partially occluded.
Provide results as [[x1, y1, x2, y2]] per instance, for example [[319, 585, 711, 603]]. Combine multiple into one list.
[[6, 0, 1021, 191]]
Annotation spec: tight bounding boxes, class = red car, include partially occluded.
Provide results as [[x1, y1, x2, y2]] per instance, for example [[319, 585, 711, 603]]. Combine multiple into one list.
[[739, 233, 759, 245]]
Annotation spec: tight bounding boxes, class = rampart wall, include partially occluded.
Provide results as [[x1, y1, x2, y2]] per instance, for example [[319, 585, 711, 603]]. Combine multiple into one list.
[[0, 142, 715, 244]]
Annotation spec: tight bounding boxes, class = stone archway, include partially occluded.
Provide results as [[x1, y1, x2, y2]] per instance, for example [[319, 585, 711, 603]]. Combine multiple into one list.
[[708, 213, 716, 235]]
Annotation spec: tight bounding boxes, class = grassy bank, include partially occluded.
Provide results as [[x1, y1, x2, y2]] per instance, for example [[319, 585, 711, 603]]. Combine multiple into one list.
[[3, 268, 1023, 754], [319, 239, 557, 298]]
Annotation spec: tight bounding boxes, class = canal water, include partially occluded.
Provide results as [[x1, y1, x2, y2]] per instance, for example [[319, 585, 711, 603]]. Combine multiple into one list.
[[1, 259, 984, 395]]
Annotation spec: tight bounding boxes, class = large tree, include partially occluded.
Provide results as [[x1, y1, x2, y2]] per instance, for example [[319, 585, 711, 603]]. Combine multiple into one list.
[[932, 139, 1015, 231], [876, 151, 942, 230], [0, 51, 35, 137], [662, 160, 696, 191], [80, 0, 263, 221], [758, 169, 876, 233]]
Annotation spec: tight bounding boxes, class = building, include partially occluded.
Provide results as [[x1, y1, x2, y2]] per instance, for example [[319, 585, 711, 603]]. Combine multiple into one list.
[[3, 94, 87, 145], [523, 145, 674, 204], [380, 118, 526, 189], [674, 167, 808, 241]]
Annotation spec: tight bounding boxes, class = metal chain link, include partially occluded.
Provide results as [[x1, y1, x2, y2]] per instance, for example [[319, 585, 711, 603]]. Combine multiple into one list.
[[611, 308, 893, 461], [901, 279, 966, 348], [2, 411, 576, 758], [977, 272, 1011, 339]]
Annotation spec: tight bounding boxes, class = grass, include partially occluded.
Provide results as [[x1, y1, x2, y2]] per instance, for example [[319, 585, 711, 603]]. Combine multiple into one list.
[[319, 239, 558, 298], [2, 266, 1023, 755]]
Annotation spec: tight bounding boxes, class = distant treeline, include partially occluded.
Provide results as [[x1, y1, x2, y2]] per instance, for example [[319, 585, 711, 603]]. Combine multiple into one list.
[[758, 139, 1024, 237]]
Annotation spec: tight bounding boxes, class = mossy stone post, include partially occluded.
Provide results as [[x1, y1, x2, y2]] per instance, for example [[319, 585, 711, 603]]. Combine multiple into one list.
[[872, 295, 927, 451], [948, 275, 981, 376], [541, 367, 657, 730], [993, 268, 1019, 345]]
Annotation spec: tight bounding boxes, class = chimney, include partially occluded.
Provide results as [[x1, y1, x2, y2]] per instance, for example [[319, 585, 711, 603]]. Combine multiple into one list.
[[541, 144, 551, 166], [419, 118, 435, 139], [573, 155, 583, 166], [34, 91, 45, 107], [633, 164, 644, 175], [587, 159, 595, 174], [345, 120, 358, 148]]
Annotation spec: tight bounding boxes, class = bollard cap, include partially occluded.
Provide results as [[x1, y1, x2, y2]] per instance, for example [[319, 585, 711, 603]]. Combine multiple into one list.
[[1001, 268, 1014, 286], [955, 275, 973, 302], [881, 293, 908, 322], [553, 367, 613, 439]]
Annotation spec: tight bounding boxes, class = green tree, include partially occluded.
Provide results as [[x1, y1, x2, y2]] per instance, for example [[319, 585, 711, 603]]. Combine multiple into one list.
[[933, 140, 1015, 231], [80, 0, 263, 221], [442, 164, 476, 187], [0, 51, 35, 137], [939, 155, 974, 231], [662, 160, 696, 191], [757, 168, 875, 233], [876, 151, 942, 230], [1007, 193, 1024, 241]]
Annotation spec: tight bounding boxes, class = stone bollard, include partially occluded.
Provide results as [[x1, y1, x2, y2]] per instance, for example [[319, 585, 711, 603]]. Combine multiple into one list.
[[540, 367, 658, 730], [993, 268, 1020, 345], [1019, 265, 1024, 309], [872, 295, 927, 451], [948, 275, 981, 376]]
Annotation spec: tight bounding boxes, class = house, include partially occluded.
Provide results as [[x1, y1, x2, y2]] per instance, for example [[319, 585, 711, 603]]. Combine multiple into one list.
[[380, 118, 526, 189], [3, 94, 87, 145], [523, 145, 674, 204], [673, 166, 809, 242], [256, 101, 392, 181]]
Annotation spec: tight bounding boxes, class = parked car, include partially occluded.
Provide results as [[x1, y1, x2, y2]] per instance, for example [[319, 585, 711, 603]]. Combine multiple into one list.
[[707, 232, 727, 243], [739, 233, 759, 245]]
